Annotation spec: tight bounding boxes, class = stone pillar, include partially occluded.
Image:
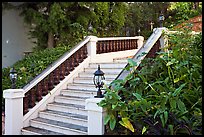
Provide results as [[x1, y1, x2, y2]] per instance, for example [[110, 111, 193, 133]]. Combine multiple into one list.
[[136, 36, 144, 49], [85, 98, 106, 135], [3, 89, 24, 135], [86, 36, 98, 57]]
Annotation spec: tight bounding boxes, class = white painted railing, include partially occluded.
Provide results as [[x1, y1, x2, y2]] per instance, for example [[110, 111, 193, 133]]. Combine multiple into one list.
[[3, 34, 144, 135]]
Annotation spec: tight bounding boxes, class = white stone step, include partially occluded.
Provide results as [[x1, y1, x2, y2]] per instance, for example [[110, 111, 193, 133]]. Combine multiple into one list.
[[73, 77, 113, 85], [21, 127, 65, 135], [47, 102, 87, 115], [67, 83, 107, 91], [113, 59, 128, 63], [78, 72, 118, 79], [39, 110, 88, 127], [84, 68, 122, 74], [60, 89, 96, 98], [89, 62, 127, 69], [54, 95, 88, 106], [30, 117, 87, 135]]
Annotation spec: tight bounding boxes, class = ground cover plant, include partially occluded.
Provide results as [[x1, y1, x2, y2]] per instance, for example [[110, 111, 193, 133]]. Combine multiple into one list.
[[2, 44, 72, 110], [98, 29, 202, 135]]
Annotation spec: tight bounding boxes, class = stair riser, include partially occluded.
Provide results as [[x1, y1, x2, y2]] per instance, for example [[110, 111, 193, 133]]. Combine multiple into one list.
[[61, 91, 95, 98], [78, 73, 118, 79], [54, 97, 86, 106], [113, 60, 128, 63], [39, 113, 88, 127], [89, 63, 126, 69], [21, 130, 41, 135], [73, 79, 112, 85], [30, 121, 87, 135], [67, 85, 97, 91], [84, 68, 122, 74], [47, 105, 87, 115]]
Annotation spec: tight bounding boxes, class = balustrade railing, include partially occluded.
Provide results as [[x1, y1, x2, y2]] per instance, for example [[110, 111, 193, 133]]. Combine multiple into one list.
[[22, 38, 89, 115], [96, 38, 138, 54]]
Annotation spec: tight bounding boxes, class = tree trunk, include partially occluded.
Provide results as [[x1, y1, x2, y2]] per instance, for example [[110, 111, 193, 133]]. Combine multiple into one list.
[[47, 32, 54, 49]]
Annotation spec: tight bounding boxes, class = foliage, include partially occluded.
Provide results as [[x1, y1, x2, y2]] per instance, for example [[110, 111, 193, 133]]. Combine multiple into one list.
[[2, 44, 72, 109], [98, 29, 202, 135], [165, 2, 202, 28]]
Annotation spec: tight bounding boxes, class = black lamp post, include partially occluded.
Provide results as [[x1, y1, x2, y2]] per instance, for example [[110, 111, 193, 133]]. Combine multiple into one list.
[[159, 13, 165, 27], [93, 65, 105, 98], [9, 67, 17, 89]]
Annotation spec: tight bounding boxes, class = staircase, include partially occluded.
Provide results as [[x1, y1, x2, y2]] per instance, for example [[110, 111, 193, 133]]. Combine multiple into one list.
[[21, 58, 129, 135]]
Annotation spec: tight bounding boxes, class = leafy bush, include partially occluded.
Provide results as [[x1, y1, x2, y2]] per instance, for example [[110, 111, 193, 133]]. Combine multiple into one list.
[[98, 29, 202, 135], [2, 44, 72, 109]]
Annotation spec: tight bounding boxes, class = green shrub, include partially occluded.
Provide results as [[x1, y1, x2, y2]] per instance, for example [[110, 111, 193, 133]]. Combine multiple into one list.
[[2, 44, 72, 109], [98, 30, 202, 135]]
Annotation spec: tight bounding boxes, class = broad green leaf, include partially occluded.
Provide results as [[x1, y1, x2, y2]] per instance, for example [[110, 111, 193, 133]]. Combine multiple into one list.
[[127, 58, 137, 67], [133, 93, 142, 100], [142, 126, 147, 134], [172, 83, 186, 96], [109, 116, 116, 130], [168, 124, 174, 135], [104, 115, 111, 125], [164, 111, 168, 124], [154, 109, 160, 119], [119, 118, 135, 132], [170, 98, 177, 110], [160, 114, 165, 128], [177, 99, 186, 112]]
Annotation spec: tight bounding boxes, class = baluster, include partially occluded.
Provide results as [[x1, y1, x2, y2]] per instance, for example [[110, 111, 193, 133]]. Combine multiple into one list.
[[78, 48, 83, 63], [115, 40, 118, 51], [130, 39, 133, 49], [54, 67, 60, 85], [42, 78, 49, 96], [129, 39, 132, 50], [122, 40, 125, 51], [23, 93, 29, 115], [74, 53, 79, 67], [136, 39, 138, 49], [36, 82, 42, 101], [70, 56, 75, 71], [128, 40, 131, 50], [103, 41, 107, 53], [59, 63, 65, 80], [64, 60, 70, 75], [83, 45, 88, 58], [101, 42, 105, 53], [109, 41, 112, 52], [96, 42, 99, 54], [48, 72, 54, 89], [113, 40, 116, 52], [29, 88, 36, 108], [100, 42, 102, 54]]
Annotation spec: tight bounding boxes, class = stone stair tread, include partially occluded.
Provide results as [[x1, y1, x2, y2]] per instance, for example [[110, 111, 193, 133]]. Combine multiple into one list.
[[49, 102, 85, 109], [61, 89, 95, 93], [75, 77, 114, 81], [58, 95, 90, 100], [40, 110, 87, 120], [31, 117, 87, 133], [22, 126, 65, 135], [90, 62, 127, 65]]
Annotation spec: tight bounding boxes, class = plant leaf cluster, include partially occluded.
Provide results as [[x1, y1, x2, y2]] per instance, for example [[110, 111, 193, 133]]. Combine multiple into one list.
[[98, 29, 202, 135]]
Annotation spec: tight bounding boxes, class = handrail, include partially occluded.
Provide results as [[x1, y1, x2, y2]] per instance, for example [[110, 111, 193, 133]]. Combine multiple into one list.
[[23, 36, 91, 94], [115, 28, 165, 80], [97, 36, 142, 41]]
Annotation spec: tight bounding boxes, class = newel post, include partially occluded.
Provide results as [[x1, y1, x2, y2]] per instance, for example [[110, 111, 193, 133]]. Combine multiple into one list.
[[85, 98, 106, 135], [3, 89, 24, 135], [136, 36, 144, 49], [158, 27, 168, 51], [86, 36, 98, 57]]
